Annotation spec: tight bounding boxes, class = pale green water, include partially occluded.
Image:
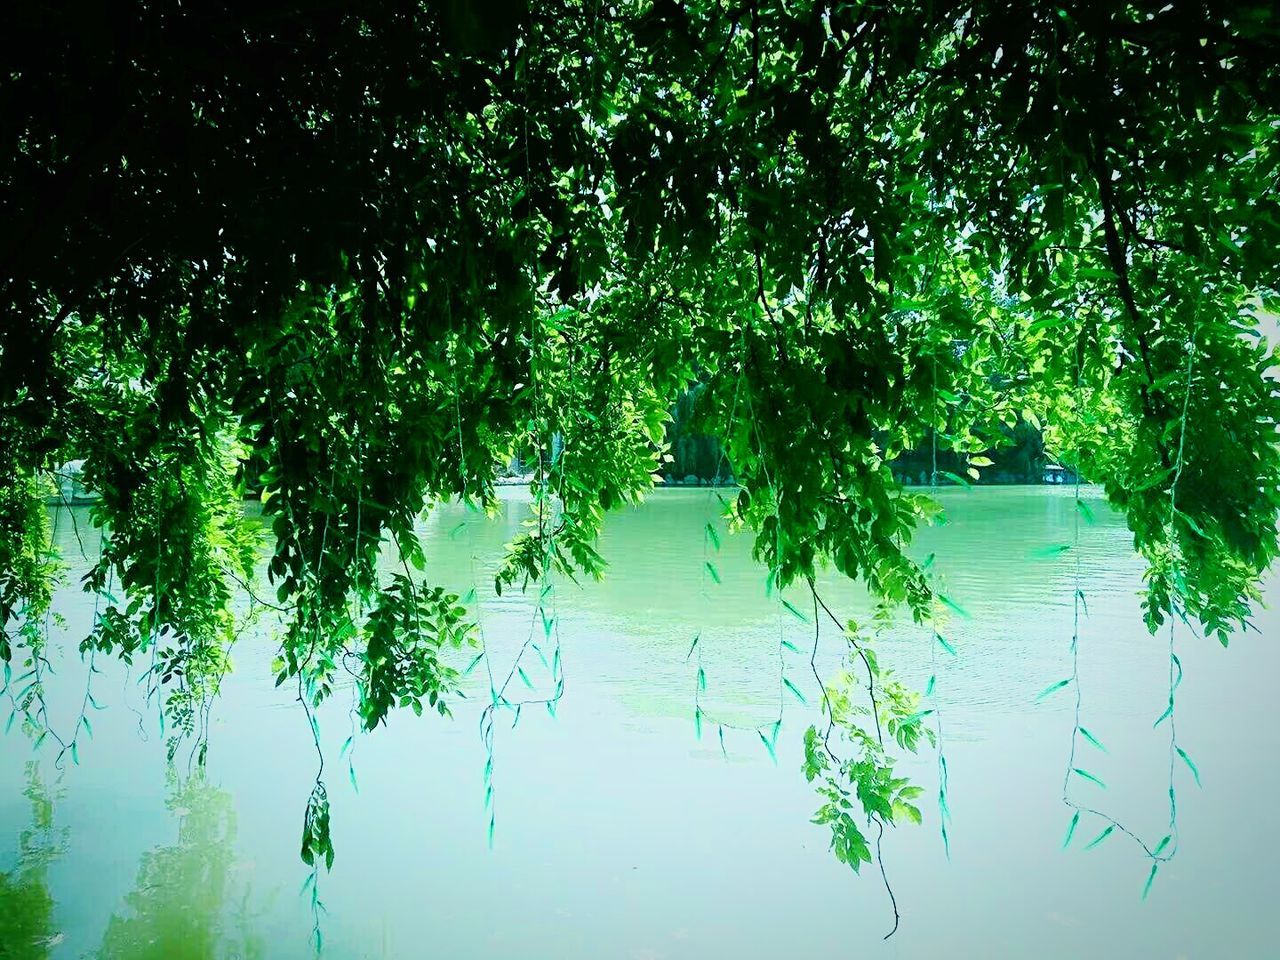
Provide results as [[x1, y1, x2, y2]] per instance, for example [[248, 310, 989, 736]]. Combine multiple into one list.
[[1, 487, 1277, 958]]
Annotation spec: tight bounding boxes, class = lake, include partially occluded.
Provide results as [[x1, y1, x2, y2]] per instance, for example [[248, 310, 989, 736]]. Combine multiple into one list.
[[1, 486, 1276, 958]]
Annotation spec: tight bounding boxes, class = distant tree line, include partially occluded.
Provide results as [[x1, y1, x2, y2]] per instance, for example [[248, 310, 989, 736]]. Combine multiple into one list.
[[664, 386, 1047, 485]]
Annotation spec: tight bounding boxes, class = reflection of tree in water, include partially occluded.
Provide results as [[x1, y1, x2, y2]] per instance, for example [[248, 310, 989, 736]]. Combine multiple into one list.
[[96, 774, 264, 960], [0, 762, 67, 959]]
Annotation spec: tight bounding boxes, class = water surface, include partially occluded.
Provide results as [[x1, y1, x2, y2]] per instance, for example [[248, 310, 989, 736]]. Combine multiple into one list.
[[1, 487, 1276, 958]]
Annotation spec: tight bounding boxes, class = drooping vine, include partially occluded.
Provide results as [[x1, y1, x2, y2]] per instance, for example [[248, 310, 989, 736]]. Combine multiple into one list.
[[689, 329, 793, 762], [2, 3, 1278, 943], [926, 351, 956, 860], [1050, 313, 1205, 895]]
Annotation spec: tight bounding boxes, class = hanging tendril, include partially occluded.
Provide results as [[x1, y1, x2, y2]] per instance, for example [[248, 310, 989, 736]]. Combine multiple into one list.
[[1056, 316, 1199, 896]]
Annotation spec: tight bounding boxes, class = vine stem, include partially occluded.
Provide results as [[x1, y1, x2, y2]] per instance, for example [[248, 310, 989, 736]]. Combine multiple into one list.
[[875, 816, 900, 940], [478, 40, 579, 842], [1059, 316, 1197, 871], [928, 348, 952, 859], [811, 589, 882, 748], [810, 583, 901, 939], [691, 320, 788, 745]]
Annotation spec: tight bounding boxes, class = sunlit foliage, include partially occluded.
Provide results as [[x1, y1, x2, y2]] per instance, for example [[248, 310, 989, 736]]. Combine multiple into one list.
[[2, 0, 1278, 895]]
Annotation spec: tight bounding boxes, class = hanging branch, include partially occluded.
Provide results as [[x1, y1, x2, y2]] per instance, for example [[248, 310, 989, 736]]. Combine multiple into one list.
[[808, 581, 904, 940], [1055, 316, 1200, 895], [691, 326, 787, 754], [927, 348, 954, 859]]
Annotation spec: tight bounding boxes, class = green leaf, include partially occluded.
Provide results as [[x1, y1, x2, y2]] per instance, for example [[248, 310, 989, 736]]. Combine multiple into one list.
[[1176, 746, 1202, 786], [935, 633, 957, 656], [781, 639, 801, 653], [1134, 465, 1176, 492], [705, 561, 721, 584], [697, 667, 706, 691], [1177, 509, 1209, 539], [781, 598, 808, 622], [1152, 834, 1172, 857], [1078, 727, 1107, 752], [782, 677, 806, 703], [1153, 698, 1174, 728], [704, 522, 720, 550], [694, 707, 702, 740], [1083, 825, 1115, 850], [463, 652, 485, 676], [488, 813, 495, 849], [718, 725, 727, 758], [758, 730, 777, 764], [3, 711, 13, 735], [685, 633, 700, 661], [348, 762, 359, 794], [1035, 678, 1072, 702], [1062, 811, 1080, 849], [939, 595, 969, 618], [925, 674, 936, 697], [1072, 767, 1106, 788], [517, 666, 533, 689], [1076, 499, 1096, 524], [1142, 862, 1159, 900]]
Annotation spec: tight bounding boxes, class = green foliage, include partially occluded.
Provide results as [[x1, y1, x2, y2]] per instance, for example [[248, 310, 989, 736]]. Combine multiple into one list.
[[1, 0, 1278, 902], [299, 782, 333, 873], [0, 476, 63, 743], [0, 476, 59, 667], [356, 576, 471, 730], [804, 617, 930, 882]]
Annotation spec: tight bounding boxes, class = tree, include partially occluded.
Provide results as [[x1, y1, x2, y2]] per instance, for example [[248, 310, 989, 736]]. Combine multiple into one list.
[[2, 0, 1278, 914]]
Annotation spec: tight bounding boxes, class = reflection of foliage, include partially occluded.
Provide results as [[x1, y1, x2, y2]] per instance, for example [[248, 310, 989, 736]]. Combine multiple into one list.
[[0, 762, 66, 960], [96, 775, 262, 960]]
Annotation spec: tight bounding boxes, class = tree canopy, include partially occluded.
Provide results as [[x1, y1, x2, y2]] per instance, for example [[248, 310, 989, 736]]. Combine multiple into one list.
[[2, 0, 1279, 904]]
